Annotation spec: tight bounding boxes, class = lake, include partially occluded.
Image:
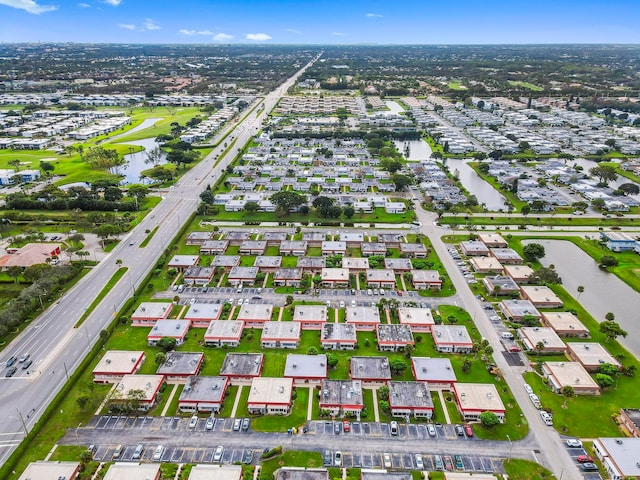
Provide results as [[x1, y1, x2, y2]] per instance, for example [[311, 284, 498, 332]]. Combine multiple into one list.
[[113, 137, 166, 184]]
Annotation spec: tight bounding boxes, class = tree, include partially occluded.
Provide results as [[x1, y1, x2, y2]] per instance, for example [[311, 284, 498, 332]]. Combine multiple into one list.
[[76, 394, 90, 410], [577, 285, 584, 299], [6, 266, 23, 284], [591, 198, 606, 210], [127, 184, 149, 202], [521, 205, 531, 216], [156, 337, 177, 352], [599, 320, 627, 343], [9, 159, 21, 171], [379, 400, 390, 413], [561, 385, 574, 408], [307, 346, 318, 355], [380, 158, 403, 174], [343, 206, 355, 219], [326, 353, 338, 369], [589, 165, 618, 186], [104, 186, 123, 202], [244, 201, 259, 214], [530, 199, 548, 212], [600, 255, 619, 268], [155, 352, 166, 366], [270, 191, 305, 215], [145, 146, 164, 166], [595, 373, 615, 390], [605, 312, 615, 322], [535, 341, 545, 356], [378, 385, 390, 401], [523, 243, 545, 262], [619, 183, 640, 195], [389, 359, 408, 375], [598, 363, 620, 377], [461, 359, 472, 373], [392, 173, 413, 192], [479, 411, 500, 428], [528, 266, 562, 285]]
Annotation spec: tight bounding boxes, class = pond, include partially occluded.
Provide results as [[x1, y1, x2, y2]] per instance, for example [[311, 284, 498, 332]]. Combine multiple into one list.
[[113, 137, 167, 185], [393, 139, 432, 161], [522, 238, 640, 359], [447, 159, 508, 211]]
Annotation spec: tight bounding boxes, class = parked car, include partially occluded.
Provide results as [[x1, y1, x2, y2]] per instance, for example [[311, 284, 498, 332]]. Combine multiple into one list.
[[577, 455, 594, 463], [242, 418, 250, 431], [323, 449, 332, 466], [233, 418, 241, 431], [334, 451, 342, 467], [509, 346, 522, 352], [434, 455, 444, 470], [206, 417, 215, 430], [454, 454, 464, 470], [427, 424, 436, 436], [390, 420, 398, 436], [22, 359, 32, 370], [334, 422, 341, 434], [5, 366, 17, 377], [464, 424, 473, 437], [566, 439, 583, 448], [455, 424, 464, 436], [213, 446, 224, 462], [342, 420, 350, 432], [112, 444, 123, 459], [415, 454, 424, 470], [153, 445, 164, 461], [444, 455, 454, 471], [383, 453, 392, 468], [242, 449, 253, 464], [580, 462, 598, 471], [132, 444, 144, 459], [189, 415, 198, 428]]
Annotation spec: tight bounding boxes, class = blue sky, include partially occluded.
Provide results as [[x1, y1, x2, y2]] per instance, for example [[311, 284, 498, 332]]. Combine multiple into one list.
[[0, 0, 639, 44]]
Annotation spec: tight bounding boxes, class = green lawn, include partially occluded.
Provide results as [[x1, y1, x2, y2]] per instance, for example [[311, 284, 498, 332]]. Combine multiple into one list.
[[259, 451, 322, 480], [250, 387, 309, 432], [508, 81, 544, 91], [504, 459, 555, 480]]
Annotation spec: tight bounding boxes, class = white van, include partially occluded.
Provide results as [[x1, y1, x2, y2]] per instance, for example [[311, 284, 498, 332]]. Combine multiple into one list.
[[501, 332, 514, 340]]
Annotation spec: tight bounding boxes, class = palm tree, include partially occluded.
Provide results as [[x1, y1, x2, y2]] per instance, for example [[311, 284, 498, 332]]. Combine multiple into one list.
[[535, 341, 545, 356]]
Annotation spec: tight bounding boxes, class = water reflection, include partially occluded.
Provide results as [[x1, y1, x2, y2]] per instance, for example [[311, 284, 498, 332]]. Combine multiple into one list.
[[113, 137, 166, 185], [447, 159, 507, 211]]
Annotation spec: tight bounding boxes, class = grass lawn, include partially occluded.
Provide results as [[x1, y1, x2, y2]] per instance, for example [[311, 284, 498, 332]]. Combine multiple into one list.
[[508, 81, 544, 91], [250, 387, 309, 432], [504, 459, 555, 479], [447, 80, 467, 90], [259, 450, 322, 480]]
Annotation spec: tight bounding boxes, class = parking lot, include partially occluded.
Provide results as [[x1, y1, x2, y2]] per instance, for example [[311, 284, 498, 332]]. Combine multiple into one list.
[[91, 443, 254, 465], [307, 420, 477, 442]]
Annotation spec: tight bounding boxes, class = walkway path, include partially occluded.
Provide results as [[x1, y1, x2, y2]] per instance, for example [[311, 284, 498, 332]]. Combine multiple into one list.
[[370, 387, 380, 422], [161, 384, 178, 416], [277, 307, 284, 321], [307, 386, 314, 420], [437, 390, 451, 424], [230, 385, 244, 418]]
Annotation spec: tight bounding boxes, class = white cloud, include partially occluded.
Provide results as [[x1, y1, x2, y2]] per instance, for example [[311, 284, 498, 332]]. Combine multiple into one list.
[[143, 18, 160, 30], [103, 0, 121, 5], [0, 0, 57, 14], [118, 23, 136, 30], [285, 28, 301, 34], [213, 32, 234, 41], [366, 13, 383, 17], [180, 28, 213, 36], [246, 32, 272, 41], [332, 32, 348, 36], [78, 2, 90, 7]]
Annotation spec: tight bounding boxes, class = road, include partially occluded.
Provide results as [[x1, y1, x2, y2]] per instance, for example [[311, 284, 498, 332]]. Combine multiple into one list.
[[0, 55, 319, 467], [413, 200, 583, 480]]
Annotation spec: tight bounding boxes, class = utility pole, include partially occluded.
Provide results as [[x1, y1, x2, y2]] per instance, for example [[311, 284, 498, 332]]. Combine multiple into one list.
[[16, 409, 27, 437]]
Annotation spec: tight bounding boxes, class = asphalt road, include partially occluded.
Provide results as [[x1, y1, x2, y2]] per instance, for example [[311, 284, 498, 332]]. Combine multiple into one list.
[[0, 55, 319, 467]]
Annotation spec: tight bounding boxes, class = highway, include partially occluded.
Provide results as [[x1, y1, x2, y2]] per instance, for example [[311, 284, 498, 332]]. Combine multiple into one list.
[[0, 55, 319, 468]]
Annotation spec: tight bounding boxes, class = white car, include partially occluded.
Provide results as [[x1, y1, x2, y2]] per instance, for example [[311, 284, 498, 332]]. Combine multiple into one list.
[[189, 415, 198, 428], [334, 450, 342, 467], [566, 439, 583, 448], [213, 445, 224, 462], [427, 424, 436, 436], [153, 445, 164, 461], [206, 417, 215, 430], [415, 454, 424, 470], [383, 453, 392, 468], [339, 301, 345, 308], [390, 421, 398, 436]]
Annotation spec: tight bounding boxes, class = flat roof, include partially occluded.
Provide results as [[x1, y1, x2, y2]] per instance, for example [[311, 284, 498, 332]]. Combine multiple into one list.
[[521, 285, 563, 305], [350, 356, 391, 380], [184, 303, 222, 321], [188, 231, 213, 240], [361, 242, 387, 252], [321, 267, 350, 281], [567, 342, 620, 367], [280, 240, 308, 250], [302, 232, 327, 241], [342, 257, 370, 269], [188, 465, 242, 480], [184, 265, 213, 278], [377, 324, 414, 343], [501, 299, 541, 318], [201, 239, 228, 249], [168, 255, 199, 266], [321, 322, 357, 342], [361, 472, 411, 480], [366, 269, 396, 282], [274, 268, 303, 280], [148, 319, 190, 338], [275, 468, 329, 480], [490, 248, 522, 261], [179, 376, 228, 404], [444, 473, 497, 480], [320, 379, 363, 407], [262, 321, 301, 340], [284, 354, 328, 378], [205, 320, 244, 339], [432, 325, 472, 345], [483, 275, 519, 290], [115, 375, 164, 402], [262, 231, 287, 242], [384, 258, 413, 270], [412, 357, 457, 383], [601, 231, 635, 242], [156, 352, 203, 375], [93, 350, 145, 375], [322, 241, 346, 250], [346, 306, 381, 324], [103, 463, 161, 480], [541, 312, 588, 333], [225, 230, 251, 240], [460, 240, 489, 252], [212, 255, 241, 267], [596, 437, 640, 477], [400, 243, 428, 254], [220, 353, 263, 376], [293, 304, 327, 322], [297, 257, 326, 268], [340, 232, 364, 242], [228, 266, 259, 278], [454, 383, 505, 412], [132, 302, 172, 319], [389, 381, 433, 409], [19, 461, 79, 480], [503, 264, 535, 279], [248, 377, 293, 404], [477, 233, 507, 245], [520, 327, 565, 350], [398, 308, 434, 327], [470, 257, 503, 270], [411, 270, 441, 282], [544, 362, 599, 390], [378, 233, 404, 243], [237, 303, 274, 321]]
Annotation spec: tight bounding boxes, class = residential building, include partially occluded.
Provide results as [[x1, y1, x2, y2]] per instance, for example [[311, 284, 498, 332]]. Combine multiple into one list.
[[620, 409, 640, 438], [518, 327, 566, 354], [204, 320, 244, 347], [239, 240, 267, 255], [593, 437, 640, 480], [411, 270, 442, 289], [567, 342, 621, 372], [342, 257, 370, 272], [490, 248, 523, 264], [459, 241, 489, 256], [274, 468, 329, 480], [469, 257, 504, 274], [600, 231, 638, 252], [103, 463, 161, 480], [237, 303, 274, 328], [340, 232, 364, 247], [431, 325, 473, 353], [503, 264, 535, 284], [477, 233, 508, 247], [273, 268, 303, 287], [261, 321, 301, 349], [93, 350, 145, 383], [131, 302, 173, 327], [188, 465, 242, 480], [319, 379, 364, 416], [297, 256, 326, 273], [183, 265, 214, 285], [482, 275, 520, 296], [453, 383, 506, 422], [225, 230, 251, 245], [350, 356, 392, 384], [227, 266, 259, 285], [247, 377, 294, 414], [219, 353, 264, 381], [365, 269, 396, 288], [499, 299, 541, 322], [400, 242, 429, 258], [186, 231, 213, 245], [167, 255, 199, 271], [361, 473, 411, 480], [211, 255, 241, 271], [112, 374, 164, 411], [19, 461, 80, 480], [384, 258, 413, 272], [293, 305, 327, 330], [412, 357, 457, 388], [378, 233, 403, 248], [376, 324, 415, 352], [361, 242, 387, 257], [280, 240, 308, 256], [284, 354, 328, 384], [147, 319, 191, 346], [388, 381, 434, 418], [156, 352, 204, 383], [542, 362, 600, 395], [254, 256, 282, 272], [346, 305, 381, 331], [200, 240, 229, 255], [183, 303, 223, 328], [303, 231, 327, 247], [262, 231, 287, 245], [520, 286, 563, 308], [322, 241, 347, 256], [320, 322, 357, 350], [178, 376, 229, 413], [321, 267, 350, 287], [398, 307, 435, 332], [541, 312, 589, 337]]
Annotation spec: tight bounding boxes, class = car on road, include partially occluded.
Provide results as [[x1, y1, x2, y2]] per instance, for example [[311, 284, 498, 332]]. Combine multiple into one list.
[[112, 444, 123, 459], [342, 420, 350, 432], [464, 424, 474, 437], [390, 420, 398, 436], [242, 449, 253, 464], [334, 451, 342, 467], [132, 444, 144, 459], [87, 444, 96, 456], [5, 356, 16, 368], [509, 346, 522, 352], [129, 240, 135, 246], [444, 455, 454, 471], [580, 462, 598, 471], [427, 424, 436, 436], [153, 445, 164, 461], [455, 424, 464, 436], [351, 289, 356, 295], [566, 439, 583, 448], [233, 418, 241, 431], [242, 418, 250, 431], [228, 298, 234, 305], [323, 449, 332, 466], [6, 366, 17, 377], [206, 417, 215, 430], [213, 446, 224, 462], [383, 453, 392, 468], [22, 359, 32, 370], [18, 353, 30, 363], [577, 455, 594, 463], [189, 415, 198, 428], [415, 454, 424, 469]]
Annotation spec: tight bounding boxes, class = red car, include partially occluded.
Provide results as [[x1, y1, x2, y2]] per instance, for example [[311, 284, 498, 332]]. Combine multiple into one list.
[[577, 455, 593, 463], [464, 424, 473, 437], [509, 346, 522, 352], [342, 420, 351, 432], [397, 290, 402, 296]]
